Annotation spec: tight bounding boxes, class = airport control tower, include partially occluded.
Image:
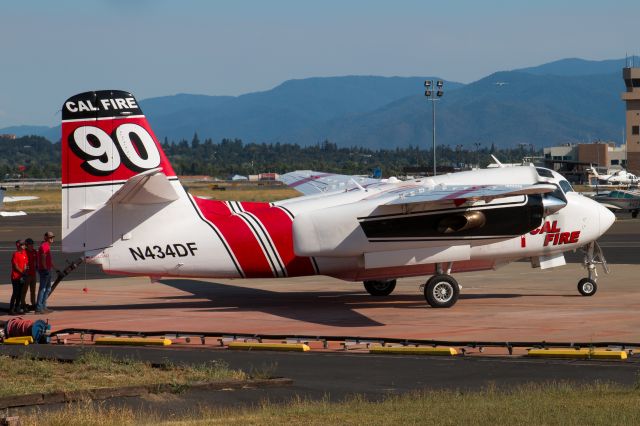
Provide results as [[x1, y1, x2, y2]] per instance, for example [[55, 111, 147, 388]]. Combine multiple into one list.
[[623, 66, 640, 174]]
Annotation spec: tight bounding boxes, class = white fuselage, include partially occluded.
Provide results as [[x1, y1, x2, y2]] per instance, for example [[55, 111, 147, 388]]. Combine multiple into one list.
[[72, 166, 614, 282]]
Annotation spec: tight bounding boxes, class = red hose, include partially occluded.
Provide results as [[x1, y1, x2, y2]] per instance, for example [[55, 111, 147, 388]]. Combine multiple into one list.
[[5, 318, 34, 338]]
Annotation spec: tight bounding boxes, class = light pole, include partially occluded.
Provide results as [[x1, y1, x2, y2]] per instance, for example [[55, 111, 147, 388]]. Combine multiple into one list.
[[474, 141, 482, 169], [425, 80, 444, 176]]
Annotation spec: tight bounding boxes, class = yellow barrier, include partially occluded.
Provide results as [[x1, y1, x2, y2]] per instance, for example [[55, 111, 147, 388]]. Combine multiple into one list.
[[228, 342, 310, 352], [6, 336, 34, 344], [3, 336, 32, 345], [369, 346, 458, 356], [527, 348, 627, 360], [94, 337, 172, 346]]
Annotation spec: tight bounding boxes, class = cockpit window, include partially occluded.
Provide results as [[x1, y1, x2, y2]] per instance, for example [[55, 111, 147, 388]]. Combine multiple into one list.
[[559, 180, 573, 193], [536, 167, 554, 178]]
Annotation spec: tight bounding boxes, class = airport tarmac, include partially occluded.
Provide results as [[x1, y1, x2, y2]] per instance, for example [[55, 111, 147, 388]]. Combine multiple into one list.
[[0, 262, 638, 343]]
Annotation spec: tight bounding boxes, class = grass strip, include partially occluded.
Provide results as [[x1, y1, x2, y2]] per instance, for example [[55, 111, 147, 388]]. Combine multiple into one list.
[[16, 381, 640, 425], [0, 351, 246, 398]]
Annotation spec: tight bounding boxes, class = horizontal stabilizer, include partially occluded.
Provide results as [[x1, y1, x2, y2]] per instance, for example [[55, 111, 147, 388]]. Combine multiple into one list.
[[385, 184, 557, 206], [107, 168, 179, 205]]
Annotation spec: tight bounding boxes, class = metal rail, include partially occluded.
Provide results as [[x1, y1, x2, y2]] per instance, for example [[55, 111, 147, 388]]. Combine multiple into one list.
[[50, 328, 640, 355]]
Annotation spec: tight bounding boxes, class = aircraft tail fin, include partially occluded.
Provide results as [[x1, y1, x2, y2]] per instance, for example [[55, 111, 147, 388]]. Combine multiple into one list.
[[61, 90, 183, 252]]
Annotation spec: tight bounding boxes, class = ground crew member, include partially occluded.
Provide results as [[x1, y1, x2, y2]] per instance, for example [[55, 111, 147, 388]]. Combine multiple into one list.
[[21, 237, 38, 311], [35, 231, 58, 314], [10, 240, 27, 315]]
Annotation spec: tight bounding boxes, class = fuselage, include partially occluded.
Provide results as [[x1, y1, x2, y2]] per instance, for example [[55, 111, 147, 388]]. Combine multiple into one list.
[[81, 166, 615, 282]]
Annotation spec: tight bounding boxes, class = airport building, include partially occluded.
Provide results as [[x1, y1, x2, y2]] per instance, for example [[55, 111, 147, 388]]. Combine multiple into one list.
[[544, 142, 626, 168], [543, 141, 626, 183], [542, 64, 640, 183], [622, 66, 640, 175]]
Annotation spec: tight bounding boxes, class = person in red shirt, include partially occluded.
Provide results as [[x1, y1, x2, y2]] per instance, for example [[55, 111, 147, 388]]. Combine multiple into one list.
[[35, 231, 59, 314], [10, 240, 27, 314], [21, 237, 38, 311]]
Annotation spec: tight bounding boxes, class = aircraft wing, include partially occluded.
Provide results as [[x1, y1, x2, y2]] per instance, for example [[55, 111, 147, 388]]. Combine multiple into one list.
[[383, 184, 557, 206], [279, 170, 381, 195]]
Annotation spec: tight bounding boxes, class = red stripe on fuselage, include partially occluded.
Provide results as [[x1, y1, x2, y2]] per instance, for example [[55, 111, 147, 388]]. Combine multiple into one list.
[[193, 197, 272, 277], [201, 199, 233, 216], [192, 198, 315, 278], [240, 202, 316, 277]]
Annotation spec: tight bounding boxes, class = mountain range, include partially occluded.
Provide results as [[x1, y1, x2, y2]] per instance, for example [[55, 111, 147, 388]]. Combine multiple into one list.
[[3, 57, 637, 148]]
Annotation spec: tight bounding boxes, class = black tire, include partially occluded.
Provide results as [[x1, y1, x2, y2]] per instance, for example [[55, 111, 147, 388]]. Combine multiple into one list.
[[577, 278, 597, 296], [424, 275, 460, 308], [633, 210, 638, 219], [363, 279, 397, 296]]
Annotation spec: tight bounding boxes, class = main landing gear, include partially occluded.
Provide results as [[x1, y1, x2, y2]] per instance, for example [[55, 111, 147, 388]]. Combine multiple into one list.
[[363, 279, 397, 296], [420, 262, 460, 308], [578, 241, 609, 297]]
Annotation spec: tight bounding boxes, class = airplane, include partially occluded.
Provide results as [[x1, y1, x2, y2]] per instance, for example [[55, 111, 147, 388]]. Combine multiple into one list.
[[0, 187, 38, 217], [589, 166, 639, 186], [590, 189, 640, 218], [495, 82, 509, 87], [60, 90, 615, 308]]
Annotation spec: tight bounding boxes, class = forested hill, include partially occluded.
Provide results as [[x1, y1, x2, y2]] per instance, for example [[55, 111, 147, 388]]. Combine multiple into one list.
[[0, 136, 60, 179], [2, 57, 636, 149]]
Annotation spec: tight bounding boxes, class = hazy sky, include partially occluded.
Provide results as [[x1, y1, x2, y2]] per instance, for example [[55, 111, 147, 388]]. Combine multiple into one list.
[[1, 0, 638, 127]]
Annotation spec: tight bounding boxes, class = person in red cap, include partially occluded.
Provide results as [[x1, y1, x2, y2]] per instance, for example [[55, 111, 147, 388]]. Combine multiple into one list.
[[35, 231, 58, 314], [10, 240, 27, 314]]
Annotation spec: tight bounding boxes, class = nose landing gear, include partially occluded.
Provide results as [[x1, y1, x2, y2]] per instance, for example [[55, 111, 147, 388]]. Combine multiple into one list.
[[578, 241, 608, 297]]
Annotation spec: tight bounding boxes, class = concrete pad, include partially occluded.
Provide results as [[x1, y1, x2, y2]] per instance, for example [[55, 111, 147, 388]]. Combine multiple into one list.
[[1, 262, 638, 343]]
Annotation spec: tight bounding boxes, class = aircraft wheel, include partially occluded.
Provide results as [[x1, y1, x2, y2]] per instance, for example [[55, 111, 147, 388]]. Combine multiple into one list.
[[632, 210, 638, 219], [363, 279, 397, 296], [424, 275, 459, 308], [577, 278, 597, 296]]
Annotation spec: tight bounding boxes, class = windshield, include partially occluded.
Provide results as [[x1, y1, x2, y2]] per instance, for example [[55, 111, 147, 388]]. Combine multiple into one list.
[[559, 180, 573, 193]]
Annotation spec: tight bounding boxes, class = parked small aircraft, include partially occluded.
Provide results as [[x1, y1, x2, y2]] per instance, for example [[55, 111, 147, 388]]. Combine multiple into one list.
[[591, 189, 640, 218], [589, 166, 639, 185], [61, 90, 615, 308], [0, 187, 38, 216]]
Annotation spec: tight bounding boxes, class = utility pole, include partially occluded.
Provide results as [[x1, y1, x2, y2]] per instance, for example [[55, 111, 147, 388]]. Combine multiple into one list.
[[424, 80, 444, 176]]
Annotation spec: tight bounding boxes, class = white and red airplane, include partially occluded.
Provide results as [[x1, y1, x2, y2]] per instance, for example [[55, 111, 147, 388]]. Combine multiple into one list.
[[589, 166, 639, 185], [61, 90, 615, 308]]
